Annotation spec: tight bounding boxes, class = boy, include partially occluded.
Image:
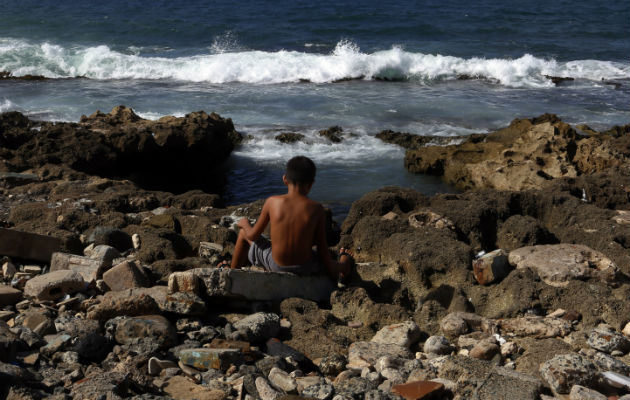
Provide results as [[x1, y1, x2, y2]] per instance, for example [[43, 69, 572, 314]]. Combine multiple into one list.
[[227, 156, 353, 280]]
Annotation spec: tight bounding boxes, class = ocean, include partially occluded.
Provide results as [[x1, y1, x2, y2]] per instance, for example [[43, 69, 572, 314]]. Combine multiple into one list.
[[1, 0, 628, 217]]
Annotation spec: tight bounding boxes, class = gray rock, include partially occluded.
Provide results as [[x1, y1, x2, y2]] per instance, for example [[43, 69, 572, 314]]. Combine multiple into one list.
[[334, 377, 377, 399], [581, 348, 630, 376], [347, 341, 413, 369], [508, 244, 618, 287], [23, 270, 85, 301], [319, 354, 347, 376], [569, 385, 607, 400], [540, 353, 598, 394], [423, 335, 453, 356], [302, 383, 335, 400], [163, 292, 207, 315], [111, 315, 177, 349], [40, 333, 72, 357], [233, 312, 280, 342], [268, 367, 297, 393], [371, 321, 421, 348], [256, 376, 282, 400], [587, 325, 630, 354]]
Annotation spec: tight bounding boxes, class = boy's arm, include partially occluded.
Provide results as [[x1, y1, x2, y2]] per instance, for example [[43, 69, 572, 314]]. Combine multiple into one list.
[[238, 198, 271, 242]]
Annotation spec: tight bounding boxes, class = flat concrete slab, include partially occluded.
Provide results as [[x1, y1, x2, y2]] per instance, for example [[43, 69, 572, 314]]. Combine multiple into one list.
[[191, 268, 335, 302], [0, 228, 61, 262]]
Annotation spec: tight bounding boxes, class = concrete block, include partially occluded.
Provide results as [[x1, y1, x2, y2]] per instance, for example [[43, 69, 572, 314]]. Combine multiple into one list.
[[0, 228, 61, 262], [23, 270, 85, 301], [51, 252, 105, 282], [103, 261, 150, 291], [192, 268, 335, 302]]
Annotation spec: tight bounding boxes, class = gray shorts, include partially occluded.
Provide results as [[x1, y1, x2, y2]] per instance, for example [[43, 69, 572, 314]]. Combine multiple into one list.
[[248, 237, 320, 276]]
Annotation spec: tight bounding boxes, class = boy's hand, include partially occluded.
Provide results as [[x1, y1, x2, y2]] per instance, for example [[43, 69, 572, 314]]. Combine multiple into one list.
[[237, 217, 252, 230]]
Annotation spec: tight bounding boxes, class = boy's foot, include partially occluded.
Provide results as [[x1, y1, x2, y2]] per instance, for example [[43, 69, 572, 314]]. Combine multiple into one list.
[[338, 248, 355, 286]]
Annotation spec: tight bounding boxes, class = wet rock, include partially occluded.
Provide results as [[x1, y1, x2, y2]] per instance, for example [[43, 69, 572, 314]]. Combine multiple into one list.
[[568, 385, 606, 400], [112, 315, 177, 349], [275, 133, 305, 144], [371, 321, 421, 348], [319, 126, 344, 143], [587, 325, 630, 354], [103, 261, 151, 291], [508, 244, 619, 287], [472, 249, 512, 285], [348, 341, 413, 369], [539, 353, 598, 394], [23, 270, 85, 301], [178, 348, 242, 371], [423, 336, 453, 357], [233, 312, 280, 343], [0, 284, 22, 306]]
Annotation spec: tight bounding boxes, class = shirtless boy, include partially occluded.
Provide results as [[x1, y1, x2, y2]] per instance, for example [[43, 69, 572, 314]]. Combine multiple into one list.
[[227, 156, 353, 280]]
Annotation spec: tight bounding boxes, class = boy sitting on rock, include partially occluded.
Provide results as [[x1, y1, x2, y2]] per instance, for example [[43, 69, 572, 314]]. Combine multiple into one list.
[[226, 155, 353, 280]]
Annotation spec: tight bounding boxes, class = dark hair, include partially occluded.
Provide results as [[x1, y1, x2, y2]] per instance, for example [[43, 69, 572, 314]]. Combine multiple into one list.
[[285, 156, 316, 184]]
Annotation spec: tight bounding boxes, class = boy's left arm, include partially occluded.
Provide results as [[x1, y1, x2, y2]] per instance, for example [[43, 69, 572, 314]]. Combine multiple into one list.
[[238, 198, 271, 242]]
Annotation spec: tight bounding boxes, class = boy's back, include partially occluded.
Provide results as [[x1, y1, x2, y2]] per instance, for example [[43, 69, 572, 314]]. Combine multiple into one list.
[[266, 193, 323, 266]]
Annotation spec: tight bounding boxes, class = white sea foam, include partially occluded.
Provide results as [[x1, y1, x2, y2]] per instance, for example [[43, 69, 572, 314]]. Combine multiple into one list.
[[0, 99, 16, 112], [1, 38, 628, 87]]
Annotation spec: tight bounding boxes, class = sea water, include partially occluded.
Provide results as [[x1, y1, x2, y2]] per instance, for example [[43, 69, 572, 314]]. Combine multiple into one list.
[[1, 0, 628, 217]]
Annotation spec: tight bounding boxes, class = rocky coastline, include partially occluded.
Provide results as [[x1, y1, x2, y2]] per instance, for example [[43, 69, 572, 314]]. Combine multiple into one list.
[[0, 107, 628, 400]]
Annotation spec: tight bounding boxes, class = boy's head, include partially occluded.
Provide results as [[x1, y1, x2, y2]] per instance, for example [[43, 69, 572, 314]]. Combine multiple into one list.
[[285, 156, 316, 185]]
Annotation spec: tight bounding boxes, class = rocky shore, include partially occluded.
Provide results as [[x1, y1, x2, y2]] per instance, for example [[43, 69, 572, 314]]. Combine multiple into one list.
[[0, 107, 628, 400]]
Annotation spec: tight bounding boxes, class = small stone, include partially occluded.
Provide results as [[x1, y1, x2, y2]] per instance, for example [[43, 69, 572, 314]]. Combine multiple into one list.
[[233, 312, 280, 343], [268, 367, 297, 393], [280, 318, 291, 329], [540, 353, 598, 394], [297, 376, 326, 393], [178, 348, 242, 371], [23, 265, 42, 274], [469, 339, 501, 360], [302, 383, 335, 400], [423, 336, 452, 357], [2, 261, 17, 279], [547, 308, 566, 318], [381, 212, 398, 221], [132, 234, 141, 250], [622, 322, 630, 337], [102, 261, 150, 291], [391, 380, 444, 400], [587, 325, 630, 354], [168, 271, 200, 294], [256, 377, 281, 400], [500, 342, 519, 357], [440, 313, 469, 337], [569, 384, 606, 400], [319, 354, 347, 376], [472, 249, 512, 285], [21, 351, 40, 366], [371, 321, 421, 348], [23, 270, 85, 301]]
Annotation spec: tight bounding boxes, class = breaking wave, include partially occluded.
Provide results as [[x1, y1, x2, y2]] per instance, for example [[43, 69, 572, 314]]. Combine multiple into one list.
[[1, 38, 628, 88]]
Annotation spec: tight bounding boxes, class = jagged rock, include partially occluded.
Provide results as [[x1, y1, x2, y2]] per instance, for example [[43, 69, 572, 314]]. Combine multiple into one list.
[[302, 383, 335, 400], [347, 341, 413, 369], [580, 348, 630, 376], [163, 291, 207, 315], [319, 126, 344, 143], [233, 312, 280, 343], [23, 270, 85, 301], [112, 315, 177, 349], [256, 376, 282, 400], [268, 367, 297, 393], [540, 354, 598, 394], [587, 325, 630, 354], [318, 354, 347, 376], [497, 316, 573, 339], [371, 321, 421, 348], [472, 249, 512, 285], [469, 339, 500, 361], [103, 261, 151, 291], [87, 291, 160, 320], [275, 132, 305, 144], [508, 244, 619, 287], [178, 348, 242, 371], [423, 336, 453, 357], [569, 385, 606, 400]]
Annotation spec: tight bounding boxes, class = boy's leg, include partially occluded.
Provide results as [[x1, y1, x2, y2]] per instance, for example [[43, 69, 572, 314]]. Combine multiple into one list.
[[231, 230, 253, 269]]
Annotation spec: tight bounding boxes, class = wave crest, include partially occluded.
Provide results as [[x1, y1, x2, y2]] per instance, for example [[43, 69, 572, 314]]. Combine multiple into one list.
[[1, 38, 628, 87]]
